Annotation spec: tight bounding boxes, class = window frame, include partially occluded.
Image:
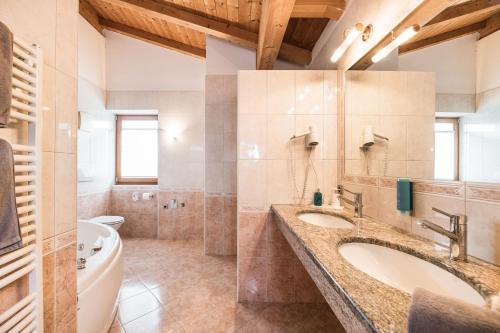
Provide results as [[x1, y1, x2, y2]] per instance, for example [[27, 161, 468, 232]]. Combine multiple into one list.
[[115, 115, 159, 185], [434, 117, 460, 181]]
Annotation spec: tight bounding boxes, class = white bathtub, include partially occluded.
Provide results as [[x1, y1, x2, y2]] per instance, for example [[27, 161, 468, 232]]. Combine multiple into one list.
[[77, 221, 123, 333]]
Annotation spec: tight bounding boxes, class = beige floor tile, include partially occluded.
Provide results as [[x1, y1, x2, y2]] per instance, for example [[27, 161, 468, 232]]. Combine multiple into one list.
[[118, 239, 344, 332]]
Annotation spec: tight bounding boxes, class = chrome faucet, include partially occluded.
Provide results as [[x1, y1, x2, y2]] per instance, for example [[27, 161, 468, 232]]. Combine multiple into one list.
[[337, 185, 363, 218], [77, 258, 87, 270], [418, 207, 467, 261]]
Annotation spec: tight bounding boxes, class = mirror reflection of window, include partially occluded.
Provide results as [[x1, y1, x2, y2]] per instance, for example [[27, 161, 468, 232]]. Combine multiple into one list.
[[434, 118, 459, 181]]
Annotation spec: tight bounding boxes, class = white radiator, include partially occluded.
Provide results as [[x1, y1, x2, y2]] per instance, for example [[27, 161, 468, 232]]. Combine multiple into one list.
[[0, 36, 43, 333]]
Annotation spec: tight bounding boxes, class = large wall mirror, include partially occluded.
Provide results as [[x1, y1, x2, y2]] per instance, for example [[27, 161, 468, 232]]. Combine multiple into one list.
[[343, 30, 500, 183]]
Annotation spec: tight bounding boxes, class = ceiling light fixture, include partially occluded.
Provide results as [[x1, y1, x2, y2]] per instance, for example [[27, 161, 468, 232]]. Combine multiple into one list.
[[371, 25, 420, 63], [330, 23, 364, 63]]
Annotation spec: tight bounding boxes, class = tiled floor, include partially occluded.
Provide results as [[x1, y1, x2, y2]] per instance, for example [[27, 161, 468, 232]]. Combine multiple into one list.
[[109, 239, 345, 333]]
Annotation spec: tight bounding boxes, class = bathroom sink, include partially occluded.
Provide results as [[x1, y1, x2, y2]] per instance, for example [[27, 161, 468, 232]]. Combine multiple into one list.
[[297, 213, 353, 229], [338, 243, 485, 306]]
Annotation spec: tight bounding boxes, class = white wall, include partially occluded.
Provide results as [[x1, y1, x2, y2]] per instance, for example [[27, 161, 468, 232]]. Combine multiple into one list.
[[107, 91, 205, 190], [476, 30, 500, 94], [77, 16, 115, 194], [398, 35, 477, 94], [105, 31, 206, 91], [460, 30, 500, 183], [206, 36, 303, 75], [310, 0, 424, 70]]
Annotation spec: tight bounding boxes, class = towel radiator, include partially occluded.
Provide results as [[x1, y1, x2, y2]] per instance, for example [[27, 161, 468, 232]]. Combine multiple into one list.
[[0, 36, 43, 333]]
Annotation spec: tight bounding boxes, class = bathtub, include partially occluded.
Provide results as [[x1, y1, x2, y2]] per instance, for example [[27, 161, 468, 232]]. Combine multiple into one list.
[[77, 221, 123, 333]]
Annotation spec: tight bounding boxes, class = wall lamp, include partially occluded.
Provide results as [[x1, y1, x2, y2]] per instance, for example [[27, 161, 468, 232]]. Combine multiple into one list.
[[371, 24, 420, 63], [330, 23, 372, 63]]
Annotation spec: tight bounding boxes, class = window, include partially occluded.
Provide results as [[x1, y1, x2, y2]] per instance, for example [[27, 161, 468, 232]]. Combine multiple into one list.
[[434, 118, 459, 181], [116, 115, 158, 184]]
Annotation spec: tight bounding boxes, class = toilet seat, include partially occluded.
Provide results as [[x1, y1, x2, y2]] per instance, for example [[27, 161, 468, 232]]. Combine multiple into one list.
[[89, 216, 124, 226]]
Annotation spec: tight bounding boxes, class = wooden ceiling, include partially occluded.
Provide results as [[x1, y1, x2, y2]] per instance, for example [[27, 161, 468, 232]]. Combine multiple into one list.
[[399, 0, 500, 54], [80, 0, 344, 68]]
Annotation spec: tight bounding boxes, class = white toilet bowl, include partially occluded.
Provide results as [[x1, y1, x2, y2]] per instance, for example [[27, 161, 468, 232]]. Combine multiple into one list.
[[88, 216, 125, 230]]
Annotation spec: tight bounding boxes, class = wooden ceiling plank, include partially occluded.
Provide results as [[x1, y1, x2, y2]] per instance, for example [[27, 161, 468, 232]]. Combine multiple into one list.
[[351, 0, 462, 70], [238, 0, 252, 29], [215, 0, 229, 21], [99, 18, 207, 58], [227, 0, 239, 23], [249, 0, 262, 32], [79, 0, 104, 33], [399, 21, 485, 54], [98, 0, 312, 65], [257, 0, 296, 69], [426, 0, 498, 25], [291, 0, 345, 20], [480, 12, 500, 38]]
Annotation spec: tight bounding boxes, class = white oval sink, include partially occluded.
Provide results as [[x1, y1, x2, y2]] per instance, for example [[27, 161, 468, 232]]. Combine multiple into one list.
[[339, 243, 485, 306], [297, 213, 353, 229]]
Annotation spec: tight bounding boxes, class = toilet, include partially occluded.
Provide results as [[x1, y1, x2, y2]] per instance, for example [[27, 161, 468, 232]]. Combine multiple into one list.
[[88, 216, 125, 230]]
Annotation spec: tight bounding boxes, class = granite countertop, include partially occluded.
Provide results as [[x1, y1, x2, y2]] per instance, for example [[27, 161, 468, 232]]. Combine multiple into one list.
[[271, 204, 500, 333]]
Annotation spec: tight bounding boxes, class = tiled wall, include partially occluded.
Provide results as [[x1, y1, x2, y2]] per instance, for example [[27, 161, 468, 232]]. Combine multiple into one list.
[[77, 191, 110, 220], [237, 70, 339, 302], [342, 176, 500, 265], [109, 188, 204, 240], [205, 75, 237, 255], [344, 71, 435, 179], [0, 1, 79, 331], [341, 70, 500, 266]]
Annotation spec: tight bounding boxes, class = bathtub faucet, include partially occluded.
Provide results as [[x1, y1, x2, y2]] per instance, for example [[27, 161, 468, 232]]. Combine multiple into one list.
[[77, 258, 86, 270]]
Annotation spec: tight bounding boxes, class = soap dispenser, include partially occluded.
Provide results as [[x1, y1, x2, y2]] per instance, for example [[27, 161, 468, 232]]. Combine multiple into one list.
[[313, 189, 323, 206]]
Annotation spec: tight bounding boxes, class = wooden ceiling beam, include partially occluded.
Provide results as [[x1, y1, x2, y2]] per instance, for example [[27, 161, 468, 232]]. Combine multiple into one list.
[[79, 0, 104, 34], [480, 12, 500, 38], [99, 18, 207, 59], [97, 0, 312, 66], [425, 0, 499, 26], [291, 0, 345, 20], [350, 0, 461, 70], [399, 21, 485, 54], [257, 0, 296, 69]]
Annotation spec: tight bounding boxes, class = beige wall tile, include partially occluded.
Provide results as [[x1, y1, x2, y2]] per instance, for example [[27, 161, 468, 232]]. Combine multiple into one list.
[[43, 253, 56, 333], [206, 162, 223, 194], [407, 72, 435, 116], [238, 160, 267, 210], [223, 162, 236, 194], [267, 115, 295, 160], [345, 71, 380, 116], [324, 115, 338, 159], [296, 71, 324, 115], [55, 244, 77, 332], [378, 188, 412, 232], [54, 153, 76, 235], [466, 200, 500, 265], [238, 71, 267, 114], [206, 75, 224, 105], [267, 159, 294, 205], [324, 70, 338, 115], [378, 71, 408, 116], [411, 193, 465, 246], [42, 152, 55, 239], [406, 116, 434, 162], [55, 71, 77, 154], [55, 0, 78, 78], [238, 114, 267, 160], [268, 71, 296, 114], [42, 65, 56, 152]]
